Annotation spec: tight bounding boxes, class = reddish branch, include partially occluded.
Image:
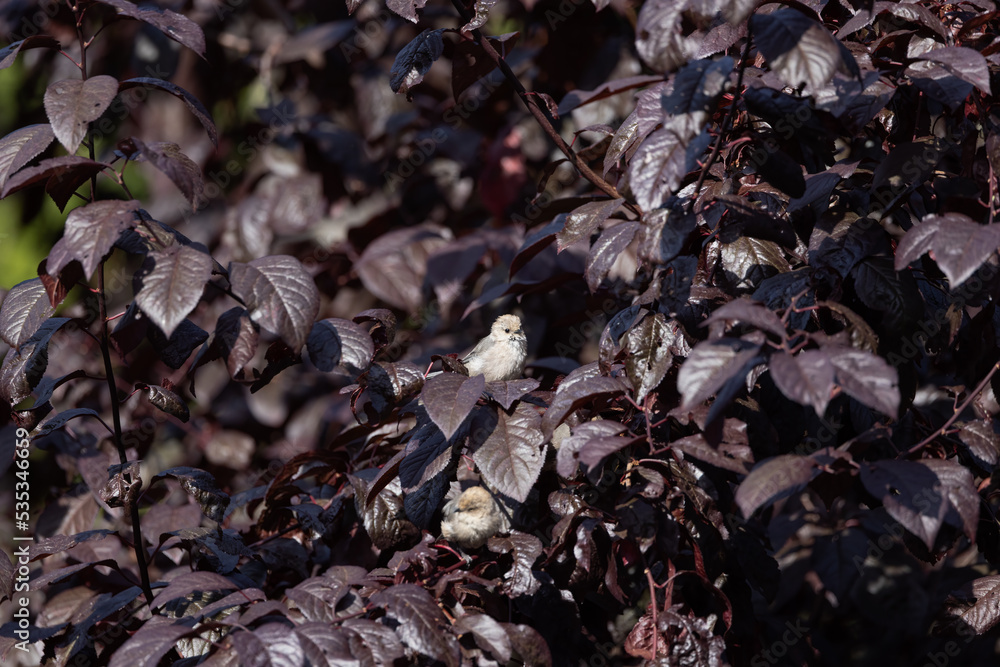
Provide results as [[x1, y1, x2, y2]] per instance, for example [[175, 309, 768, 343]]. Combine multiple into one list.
[[906, 361, 1000, 455], [448, 0, 641, 216]]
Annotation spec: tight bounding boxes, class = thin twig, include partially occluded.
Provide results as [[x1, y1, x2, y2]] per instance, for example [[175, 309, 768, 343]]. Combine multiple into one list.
[[447, 0, 640, 216], [906, 361, 1000, 455], [686, 29, 754, 216]]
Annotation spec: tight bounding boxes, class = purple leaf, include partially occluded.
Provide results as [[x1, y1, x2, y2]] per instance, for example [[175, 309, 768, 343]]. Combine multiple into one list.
[[878, 1, 949, 40], [945, 576, 1000, 635], [1, 155, 109, 203], [390, 29, 445, 95], [0, 124, 55, 191], [135, 244, 212, 339], [510, 217, 564, 280], [556, 198, 624, 251], [768, 349, 835, 417], [209, 307, 259, 378], [148, 318, 208, 370], [365, 361, 426, 415], [154, 467, 230, 523], [585, 220, 640, 292], [485, 377, 540, 410], [859, 460, 944, 550], [678, 338, 762, 409], [556, 419, 627, 478], [704, 298, 786, 339], [920, 458, 979, 541], [957, 420, 999, 470], [636, 207, 696, 265], [96, 0, 205, 56], [895, 213, 1000, 287], [625, 312, 676, 403], [670, 432, 754, 474], [628, 117, 711, 210], [228, 255, 320, 352], [355, 225, 449, 312], [541, 372, 625, 439], [422, 372, 485, 440], [736, 455, 817, 517], [661, 57, 733, 118], [386, 0, 429, 22], [36, 407, 102, 436], [751, 9, 841, 90], [370, 584, 460, 667], [47, 199, 140, 279], [825, 345, 899, 418], [635, 0, 686, 73], [0, 36, 60, 70], [131, 138, 204, 210], [472, 401, 545, 502], [454, 613, 512, 662], [307, 317, 375, 375], [119, 78, 217, 146], [915, 46, 991, 95], [342, 618, 407, 665], [43, 75, 119, 154], [0, 278, 55, 349], [604, 110, 641, 176], [0, 317, 70, 405]]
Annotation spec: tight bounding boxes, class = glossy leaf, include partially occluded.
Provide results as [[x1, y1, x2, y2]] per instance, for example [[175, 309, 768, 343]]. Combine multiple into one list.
[[768, 349, 835, 417], [47, 199, 141, 279], [131, 139, 204, 210], [228, 255, 320, 352], [751, 9, 841, 90], [0, 278, 55, 349], [556, 198, 624, 250], [135, 244, 213, 339], [44, 75, 119, 154], [895, 213, 1000, 287], [678, 338, 762, 409], [307, 318, 374, 375], [97, 0, 206, 55], [473, 401, 545, 502], [0, 124, 55, 191], [585, 220, 639, 292]]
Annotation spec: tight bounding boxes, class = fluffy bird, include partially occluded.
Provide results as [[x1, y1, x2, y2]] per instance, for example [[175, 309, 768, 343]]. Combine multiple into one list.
[[440, 486, 505, 549], [460, 314, 527, 382]]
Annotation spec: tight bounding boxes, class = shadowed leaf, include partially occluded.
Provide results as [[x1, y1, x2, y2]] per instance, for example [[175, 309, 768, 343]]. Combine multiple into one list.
[[422, 372, 485, 440], [736, 455, 817, 517]]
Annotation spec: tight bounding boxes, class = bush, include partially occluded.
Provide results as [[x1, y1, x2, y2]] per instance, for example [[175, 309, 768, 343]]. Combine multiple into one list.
[[2, 0, 1000, 665]]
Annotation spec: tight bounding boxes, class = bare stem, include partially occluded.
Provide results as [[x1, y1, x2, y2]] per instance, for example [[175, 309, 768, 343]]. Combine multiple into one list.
[[906, 361, 1000, 455], [75, 3, 155, 606], [686, 29, 754, 216], [448, 0, 640, 216]]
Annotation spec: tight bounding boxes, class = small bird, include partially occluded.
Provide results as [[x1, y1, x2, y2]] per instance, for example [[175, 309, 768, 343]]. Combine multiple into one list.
[[460, 314, 528, 382], [440, 486, 506, 549]]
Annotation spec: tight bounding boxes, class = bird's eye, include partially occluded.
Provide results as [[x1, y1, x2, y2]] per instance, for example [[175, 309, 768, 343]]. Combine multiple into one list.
[[504, 328, 510, 333]]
